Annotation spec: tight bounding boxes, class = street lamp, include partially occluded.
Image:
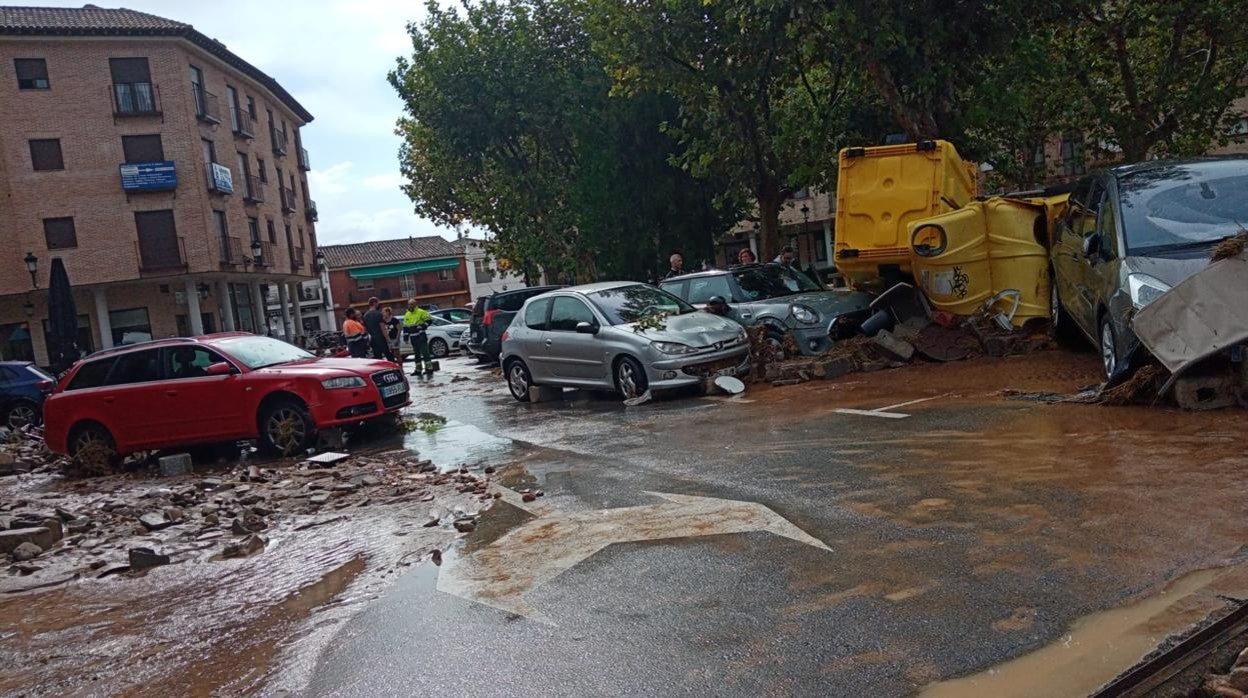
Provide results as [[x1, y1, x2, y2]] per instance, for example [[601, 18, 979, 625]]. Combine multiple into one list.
[[23, 252, 37, 288], [314, 250, 326, 273], [250, 238, 263, 262]]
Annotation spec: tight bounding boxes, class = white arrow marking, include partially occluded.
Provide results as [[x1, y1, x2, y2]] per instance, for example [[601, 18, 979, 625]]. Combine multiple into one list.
[[833, 393, 952, 419], [436, 490, 831, 623]]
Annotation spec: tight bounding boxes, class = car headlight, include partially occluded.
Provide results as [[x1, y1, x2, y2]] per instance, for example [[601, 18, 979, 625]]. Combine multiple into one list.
[[790, 304, 821, 325], [652, 341, 696, 355], [1127, 273, 1170, 309], [322, 376, 367, 390]]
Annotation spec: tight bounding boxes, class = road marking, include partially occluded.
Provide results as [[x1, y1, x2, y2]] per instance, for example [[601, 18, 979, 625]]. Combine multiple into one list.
[[833, 393, 952, 419], [437, 490, 831, 623]]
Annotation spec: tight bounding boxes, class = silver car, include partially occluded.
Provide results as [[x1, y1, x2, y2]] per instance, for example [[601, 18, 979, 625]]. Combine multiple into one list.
[[500, 282, 749, 402]]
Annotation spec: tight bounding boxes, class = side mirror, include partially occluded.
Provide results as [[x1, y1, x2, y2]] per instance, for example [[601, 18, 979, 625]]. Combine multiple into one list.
[[575, 321, 598, 335], [205, 361, 234, 376], [1081, 233, 1101, 259]]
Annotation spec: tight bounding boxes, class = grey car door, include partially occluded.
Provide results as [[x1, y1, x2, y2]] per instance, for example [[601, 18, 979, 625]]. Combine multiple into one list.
[[546, 296, 605, 381], [1071, 178, 1108, 332], [519, 297, 554, 382]]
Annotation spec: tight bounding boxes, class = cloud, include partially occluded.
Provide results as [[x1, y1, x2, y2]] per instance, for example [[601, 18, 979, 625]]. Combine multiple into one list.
[[362, 173, 405, 191], [307, 161, 354, 196], [316, 206, 460, 246]]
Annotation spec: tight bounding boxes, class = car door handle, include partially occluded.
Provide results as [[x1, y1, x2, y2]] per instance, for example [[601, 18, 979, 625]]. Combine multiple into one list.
[[739, 312, 753, 320], [544, 339, 553, 347]]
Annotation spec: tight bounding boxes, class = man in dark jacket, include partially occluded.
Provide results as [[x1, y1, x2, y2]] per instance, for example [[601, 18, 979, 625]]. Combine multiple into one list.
[[361, 297, 396, 362]]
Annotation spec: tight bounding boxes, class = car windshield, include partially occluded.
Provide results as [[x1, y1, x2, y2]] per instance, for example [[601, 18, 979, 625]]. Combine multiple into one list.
[[732, 264, 821, 300], [1118, 160, 1248, 254], [213, 335, 314, 369], [588, 285, 694, 325]]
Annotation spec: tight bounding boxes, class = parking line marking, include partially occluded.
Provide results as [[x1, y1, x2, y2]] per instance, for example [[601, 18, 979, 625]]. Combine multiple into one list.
[[833, 393, 952, 420]]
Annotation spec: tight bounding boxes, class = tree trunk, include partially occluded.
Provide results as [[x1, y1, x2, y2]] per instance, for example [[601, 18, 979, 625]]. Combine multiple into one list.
[[757, 192, 784, 262]]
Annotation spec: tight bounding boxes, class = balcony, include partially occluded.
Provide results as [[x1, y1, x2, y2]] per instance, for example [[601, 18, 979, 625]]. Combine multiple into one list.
[[280, 186, 297, 213], [306, 199, 318, 223], [255, 240, 275, 268], [219, 236, 245, 267], [193, 85, 220, 124], [298, 147, 311, 171], [232, 107, 256, 139], [271, 128, 288, 156], [292, 246, 305, 270], [243, 175, 265, 203], [112, 82, 160, 117], [136, 235, 186, 274]]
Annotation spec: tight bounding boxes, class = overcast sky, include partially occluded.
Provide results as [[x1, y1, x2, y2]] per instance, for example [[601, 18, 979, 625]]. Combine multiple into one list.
[[29, 0, 462, 245]]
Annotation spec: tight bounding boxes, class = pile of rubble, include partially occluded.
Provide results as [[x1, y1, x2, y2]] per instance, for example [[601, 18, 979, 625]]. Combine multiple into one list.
[[1205, 645, 1248, 697], [0, 437, 498, 587]]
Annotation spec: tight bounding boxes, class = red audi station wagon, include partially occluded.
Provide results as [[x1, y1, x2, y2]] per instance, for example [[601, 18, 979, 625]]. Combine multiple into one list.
[[43, 333, 410, 462]]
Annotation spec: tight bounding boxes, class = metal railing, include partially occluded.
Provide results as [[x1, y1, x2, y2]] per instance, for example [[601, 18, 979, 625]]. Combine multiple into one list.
[[244, 175, 265, 203], [280, 186, 297, 213], [112, 82, 160, 116], [232, 106, 255, 138], [306, 199, 318, 222], [298, 147, 311, 171], [271, 128, 288, 155], [193, 85, 220, 123], [219, 236, 244, 267], [136, 236, 187, 273], [255, 240, 275, 267]]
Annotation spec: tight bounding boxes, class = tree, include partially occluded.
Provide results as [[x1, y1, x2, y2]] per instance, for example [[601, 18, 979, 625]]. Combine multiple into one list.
[[389, 0, 735, 281], [588, 0, 859, 261]]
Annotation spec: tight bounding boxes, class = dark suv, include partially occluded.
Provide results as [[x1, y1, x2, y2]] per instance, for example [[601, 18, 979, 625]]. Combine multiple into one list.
[[467, 286, 561, 363]]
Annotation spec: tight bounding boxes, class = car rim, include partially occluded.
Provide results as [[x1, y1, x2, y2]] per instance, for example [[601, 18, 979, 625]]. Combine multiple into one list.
[[267, 408, 306, 455], [618, 363, 639, 399], [1101, 323, 1116, 376], [509, 365, 528, 398], [72, 431, 114, 469], [766, 336, 786, 361], [432, 340, 447, 357], [8, 405, 35, 429]]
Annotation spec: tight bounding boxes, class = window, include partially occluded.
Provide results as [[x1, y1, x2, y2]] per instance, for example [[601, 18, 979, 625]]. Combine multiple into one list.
[[122, 134, 163, 164], [163, 346, 227, 379], [257, 157, 267, 182], [237, 152, 250, 177], [588, 285, 693, 325], [399, 273, 417, 297], [29, 139, 63, 171], [685, 275, 734, 304], [226, 85, 240, 131], [15, 58, 48, 89], [0, 323, 34, 362], [41, 314, 92, 360], [437, 268, 454, 281], [473, 259, 493, 284], [248, 217, 260, 242], [815, 233, 828, 262], [356, 278, 374, 291], [43, 217, 77, 250], [105, 348, 160, 385], [202, 138, 217, 164], [175, 313, 216, 337], [548, 297, 596, 332], [67, 358, 114, 391], [109, 58, 155, 114], [266, 219, 277, 243], [524, 297, 552, 331], [1060, 132, 1086, 177], [134, 210, 180, 269], [247, 95, 257, 119], [108, 308, 152, 346], [213, 210, 229, 238]]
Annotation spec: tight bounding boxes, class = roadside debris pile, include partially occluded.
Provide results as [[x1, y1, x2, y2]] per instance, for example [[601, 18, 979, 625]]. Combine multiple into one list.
[[0, 429, 63, 478], [1203, 644, 1248, 698], [0, 444, 497, 588]]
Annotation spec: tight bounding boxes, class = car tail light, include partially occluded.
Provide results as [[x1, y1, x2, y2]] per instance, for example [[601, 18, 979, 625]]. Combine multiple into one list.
[[501, 330, 510, 343], [36, 380, 53, 394], [482, 309, 500, 326]]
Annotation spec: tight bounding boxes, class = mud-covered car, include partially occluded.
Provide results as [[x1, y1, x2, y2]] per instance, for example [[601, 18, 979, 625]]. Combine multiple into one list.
[[660, 264, 873, 357]]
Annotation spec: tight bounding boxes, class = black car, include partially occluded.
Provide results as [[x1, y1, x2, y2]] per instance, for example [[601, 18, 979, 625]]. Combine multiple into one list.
[[467, 286, 562, 362]]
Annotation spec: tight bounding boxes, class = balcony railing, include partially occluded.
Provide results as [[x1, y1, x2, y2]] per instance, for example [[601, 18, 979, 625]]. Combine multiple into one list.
[[306, 199, 318, 223], [112, 82, 160, 117], [219, 236, 244, 267], [292, 246, 305, 270], [136, 235, 186, 273], [298, 147, 311, 171], [271, 128, 288, 156], [280, 186, 297, 213], [193, 85, 220, 124], [255, 240, 275, 267], [244, 175, 265, 203], [232, 107, 256, 138]]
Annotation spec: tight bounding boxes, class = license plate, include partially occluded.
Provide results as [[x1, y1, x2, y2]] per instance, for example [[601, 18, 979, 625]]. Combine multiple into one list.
[[713, 367, 737, 378], [380, 383, 406, 398]]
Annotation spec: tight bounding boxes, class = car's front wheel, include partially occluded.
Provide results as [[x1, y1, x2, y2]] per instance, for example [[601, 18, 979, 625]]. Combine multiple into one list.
[[1099, 316, 1119, 380], [430, 337, 449, 358], [615, 356, 648, 400], [5, 399, 39, 429], [259, 399, 316, 456], [506, 360, 533, 402]]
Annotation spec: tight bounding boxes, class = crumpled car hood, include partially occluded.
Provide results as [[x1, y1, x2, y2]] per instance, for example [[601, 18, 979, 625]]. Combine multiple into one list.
[[618, 311, 743, 347]]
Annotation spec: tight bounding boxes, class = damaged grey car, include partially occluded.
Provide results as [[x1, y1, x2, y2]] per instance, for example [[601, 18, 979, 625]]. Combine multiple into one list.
[[1050, 157, 1248, 380]]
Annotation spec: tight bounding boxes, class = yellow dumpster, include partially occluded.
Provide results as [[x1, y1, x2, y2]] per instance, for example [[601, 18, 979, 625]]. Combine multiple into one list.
[[835, 139, 978, 287], [909, 197, 1052, 327]]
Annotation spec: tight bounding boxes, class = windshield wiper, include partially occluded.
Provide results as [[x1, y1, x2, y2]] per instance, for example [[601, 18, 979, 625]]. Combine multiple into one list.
[[1139, 234, 1234, 254]]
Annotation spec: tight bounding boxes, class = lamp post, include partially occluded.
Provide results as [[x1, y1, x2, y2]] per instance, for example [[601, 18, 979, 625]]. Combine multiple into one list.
[[250, 238, 263, 264], [23, 252, 38, 288], [314, 250, 326, 273]]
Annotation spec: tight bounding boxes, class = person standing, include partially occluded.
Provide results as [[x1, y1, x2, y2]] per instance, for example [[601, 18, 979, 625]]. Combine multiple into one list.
[[381, 305, 402, 361], [402, 299, 435, 376], [342, 308, 369, 358], [737, 248, 757, 265], [362, 297, 396, 362], [774, 245, 797, 268], [663, 253, 686, 279]]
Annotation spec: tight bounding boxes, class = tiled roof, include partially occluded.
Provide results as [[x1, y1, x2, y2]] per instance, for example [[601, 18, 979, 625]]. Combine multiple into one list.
[[0, 5, 312, 122], [320, 236, 462, 269]]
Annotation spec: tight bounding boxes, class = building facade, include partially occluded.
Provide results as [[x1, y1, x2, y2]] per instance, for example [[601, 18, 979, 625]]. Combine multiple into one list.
[[453, 237, 527, 302], [0, 6, 319, 365], [716, 188, 836, 277], [321, 237, 470, 324]]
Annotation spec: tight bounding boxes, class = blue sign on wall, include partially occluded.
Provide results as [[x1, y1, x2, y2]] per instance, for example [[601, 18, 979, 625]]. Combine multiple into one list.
[[119, 161, 177, 192]]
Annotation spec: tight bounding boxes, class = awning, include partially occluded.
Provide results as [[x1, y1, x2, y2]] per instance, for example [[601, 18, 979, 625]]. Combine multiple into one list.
[[347, 258, 460, 280]]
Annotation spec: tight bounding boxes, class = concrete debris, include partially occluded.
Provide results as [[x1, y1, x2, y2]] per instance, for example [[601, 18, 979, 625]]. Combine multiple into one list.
[[10, 541, 42, 562], [128, 547, 170, 570], [139, 512, 174, 531], [157, 453, 193, 477], [223, 533, 267, 558], [0, 526, 58, 554], [871, 330, 915, 362]]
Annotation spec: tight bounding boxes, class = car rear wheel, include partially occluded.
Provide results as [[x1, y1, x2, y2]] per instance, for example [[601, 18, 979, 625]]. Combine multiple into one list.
[[430, 337, 449, 358], [506, 360, 533, 402], [5, 400, 39, 429], [1099, 316, 1119, 380], [259, 399, 315, 456], [67, 423, 120, 476], [615, 356, 648, 400]]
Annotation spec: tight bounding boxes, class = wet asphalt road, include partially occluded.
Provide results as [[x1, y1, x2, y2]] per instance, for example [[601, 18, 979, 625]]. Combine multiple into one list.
[[303, 354, 1248, 697]]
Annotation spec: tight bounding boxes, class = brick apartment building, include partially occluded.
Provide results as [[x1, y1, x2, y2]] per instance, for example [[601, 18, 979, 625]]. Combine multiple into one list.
[[320, 236, 470, 324], [0, 5, 320, 366]]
